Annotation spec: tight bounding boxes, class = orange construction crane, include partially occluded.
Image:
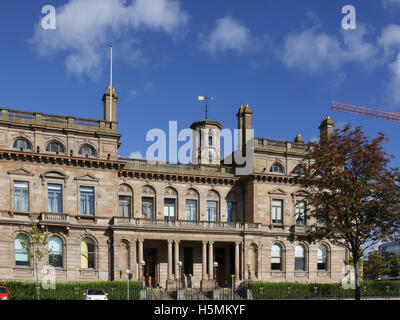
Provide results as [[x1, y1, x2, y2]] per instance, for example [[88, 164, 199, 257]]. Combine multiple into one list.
[[331, 101, 400, 122]]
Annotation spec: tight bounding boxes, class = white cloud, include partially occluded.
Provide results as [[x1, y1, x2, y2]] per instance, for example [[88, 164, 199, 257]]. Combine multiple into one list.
[[128, 151, 143, 159], [383, 0, 400, 8], [30, 0, 188, 78], [200, 16, 253, 54], [281, 25, 377, 73]]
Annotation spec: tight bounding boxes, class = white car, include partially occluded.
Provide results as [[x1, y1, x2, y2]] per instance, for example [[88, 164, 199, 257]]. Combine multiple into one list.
[[83, 289, 108, 300]]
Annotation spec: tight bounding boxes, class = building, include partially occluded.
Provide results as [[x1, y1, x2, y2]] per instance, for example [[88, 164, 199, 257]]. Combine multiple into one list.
[[0, 85, 346, 289]]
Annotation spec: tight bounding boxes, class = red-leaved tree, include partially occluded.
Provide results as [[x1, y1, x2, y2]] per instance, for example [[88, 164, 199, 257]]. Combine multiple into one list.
[[300, 125, 400, 300]]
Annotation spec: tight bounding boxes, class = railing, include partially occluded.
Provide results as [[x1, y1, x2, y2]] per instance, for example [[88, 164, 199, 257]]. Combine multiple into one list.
[[40, 212, 69, 223], [113, 217, 261, 231], [120, 159, 235, 176], [0, 108, 116, 133]]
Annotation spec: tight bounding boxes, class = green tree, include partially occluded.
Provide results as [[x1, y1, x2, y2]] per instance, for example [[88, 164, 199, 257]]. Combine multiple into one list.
[[383, 251, 400, 278], [363, 250, 386, 280], [300, 125, 400, 300], [20, 220, 51, 300]]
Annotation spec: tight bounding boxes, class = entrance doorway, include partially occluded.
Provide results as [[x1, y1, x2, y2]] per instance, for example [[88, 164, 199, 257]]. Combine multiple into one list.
[[143, 248, 157, 287], [215, 248, 226, 287]]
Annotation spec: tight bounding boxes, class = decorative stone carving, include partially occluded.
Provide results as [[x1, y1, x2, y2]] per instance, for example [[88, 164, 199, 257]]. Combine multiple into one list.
[[142, 185, 155, 195], [164, 187, 177, 197], [207, 190, 219, 199], [119, 183, 132, 193]]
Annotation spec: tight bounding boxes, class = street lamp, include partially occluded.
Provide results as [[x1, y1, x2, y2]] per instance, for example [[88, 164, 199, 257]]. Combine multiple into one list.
[[126, 267, 130, 300], [246, 262, 251, 281], [177, 261, 183, 290], [213, 261, 218, 288], [140, 260, 145, 288]]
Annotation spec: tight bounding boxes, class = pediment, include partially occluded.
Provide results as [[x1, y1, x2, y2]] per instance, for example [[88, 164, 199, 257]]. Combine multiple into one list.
[[74, 173, 99, 182], [293, 190, 309, 197], [7, 168, 35, 177], [269, 188, 287, 195], [40, 170, 69, 182]]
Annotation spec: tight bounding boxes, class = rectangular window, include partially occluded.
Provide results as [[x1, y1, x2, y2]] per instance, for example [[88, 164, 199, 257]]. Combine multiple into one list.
[[14, 181, 29, 212], [142, 197, 154, 219], [119, 196, 131, 218], [227, 201, 238, 222], [295, 201, 306, 225], [295, 257, 305, 271], [207, 200, 218, 221], [164, 198, 176, 220], [185, 200, 197, 221], [48, 184, 62, 213], [272, 199, 283, 224], [80, 186, 95, 215]]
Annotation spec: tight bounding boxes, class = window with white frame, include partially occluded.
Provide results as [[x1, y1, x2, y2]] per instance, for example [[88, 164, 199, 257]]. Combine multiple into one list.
[[48, 236, 63, 268], [15, 234, 30, 267], [46, 141, 65, 155], [80, 186, 94, 215], [14, 181, 29, 212], [272, 199, 283, 224], [164, 198, 176, 220], [13, 138, 31, 151], [185, 199, 197, 221], [207, 200, 218, 221], [119, 196, 131, 218], [318, 246, 327, 271], [142, 197, 154, 219], [295, 201, 306, 225], [295, 245, 306, 271], [270, 163, 284, 174], [48, 184, 62, 213], [271, 244, 282, 271]]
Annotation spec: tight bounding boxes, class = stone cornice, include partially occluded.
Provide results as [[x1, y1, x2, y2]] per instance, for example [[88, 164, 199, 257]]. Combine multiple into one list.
[[119, 169, 238, 185], [0, 149, 125, 171]]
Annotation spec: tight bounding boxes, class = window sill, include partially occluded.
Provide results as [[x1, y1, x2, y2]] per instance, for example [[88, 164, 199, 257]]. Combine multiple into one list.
[[270, 224, 285, 229], [294, 271, 308, 277], [76, 215, 96, 222], [9, 210, 31, 217]]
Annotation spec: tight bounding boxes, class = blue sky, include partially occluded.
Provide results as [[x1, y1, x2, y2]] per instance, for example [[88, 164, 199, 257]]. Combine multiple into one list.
[[0, 0, 399, 169]]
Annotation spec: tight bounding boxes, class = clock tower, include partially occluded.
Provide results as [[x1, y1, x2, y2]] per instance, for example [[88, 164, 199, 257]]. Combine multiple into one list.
[[190, 120, 222, 165]]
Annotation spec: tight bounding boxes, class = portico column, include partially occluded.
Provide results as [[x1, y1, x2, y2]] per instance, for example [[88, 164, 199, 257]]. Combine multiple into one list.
[[208, 241, 214, 280], [132, 238, 137, 280], [174, 240, 180, 280], [202, 241, 207, 280], [235, 241, 240, 279], [138, 239, 144, 280], [168, 240, 173, 280]]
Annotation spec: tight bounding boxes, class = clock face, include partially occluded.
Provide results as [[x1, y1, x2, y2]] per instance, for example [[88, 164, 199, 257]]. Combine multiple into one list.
[[201, 147, 219, 163]]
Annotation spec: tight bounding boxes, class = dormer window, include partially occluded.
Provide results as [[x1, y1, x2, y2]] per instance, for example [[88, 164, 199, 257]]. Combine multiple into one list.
[[78, 145, 96, 158], [46, 141, 65, 155], [13, 138, 32, 152], [270, 163, 284, 174]]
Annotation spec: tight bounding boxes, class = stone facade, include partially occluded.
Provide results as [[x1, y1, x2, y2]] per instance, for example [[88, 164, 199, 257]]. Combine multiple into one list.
[[0, 86, 346, 289]]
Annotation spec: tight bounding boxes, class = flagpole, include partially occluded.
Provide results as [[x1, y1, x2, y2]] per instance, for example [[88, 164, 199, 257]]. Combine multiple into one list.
[[110, 45, 113, 122]]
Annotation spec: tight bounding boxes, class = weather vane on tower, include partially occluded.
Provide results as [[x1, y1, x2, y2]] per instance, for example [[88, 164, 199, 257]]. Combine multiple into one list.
[[198, 96, 215, 120]]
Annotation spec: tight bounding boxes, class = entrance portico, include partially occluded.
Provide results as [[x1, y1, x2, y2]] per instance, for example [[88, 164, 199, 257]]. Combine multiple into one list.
[[131, 236, 243, 290]]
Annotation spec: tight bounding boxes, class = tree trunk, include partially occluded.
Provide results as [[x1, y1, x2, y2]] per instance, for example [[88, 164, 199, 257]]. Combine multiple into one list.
[[353, 259, 361, 300]]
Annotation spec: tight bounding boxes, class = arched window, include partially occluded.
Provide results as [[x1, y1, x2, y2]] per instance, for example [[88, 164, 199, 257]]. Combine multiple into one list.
[[142, 185, 156, 219], [270, 163, 284, 174], [271, 244, 282, 271], [318, 245, 327, 271], [295, 245, 306, 271], [81, 238, 95, 269], [206, 190, 219, 222], [78, 145, 96, 158], [15, 234, 30, 266], [46, 141, 65, 155], [13, 138, 32, 152], [292, 165, 305, 175], [48, 236, 63, 268], [185, 189, 199, 221], [164, 187, 178, 221]]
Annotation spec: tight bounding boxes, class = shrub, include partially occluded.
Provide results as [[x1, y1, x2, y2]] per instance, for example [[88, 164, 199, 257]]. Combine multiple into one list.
[[1, 281, 142, 300]]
